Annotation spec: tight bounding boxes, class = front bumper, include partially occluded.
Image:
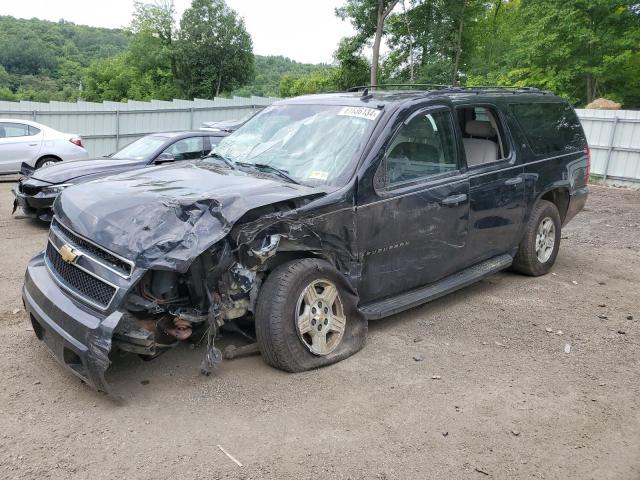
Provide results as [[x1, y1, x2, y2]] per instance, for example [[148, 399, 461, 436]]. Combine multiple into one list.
[[23, 252, 122, 393], [12, 188, 56, 221]]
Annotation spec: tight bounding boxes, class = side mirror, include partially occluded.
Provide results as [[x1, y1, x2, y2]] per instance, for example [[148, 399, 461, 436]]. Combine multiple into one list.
[[155, 152, 175, 164]]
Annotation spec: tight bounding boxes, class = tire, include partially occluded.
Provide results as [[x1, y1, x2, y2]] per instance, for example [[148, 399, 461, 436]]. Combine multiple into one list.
[[513, 199, 562, 276], [255, 258, 367, 372], [35, 156, 60, 169]]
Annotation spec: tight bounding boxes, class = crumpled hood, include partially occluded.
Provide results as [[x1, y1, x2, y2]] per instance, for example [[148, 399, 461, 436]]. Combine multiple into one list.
[[32, 158, 148, 184], [54, 162, 324, 272]]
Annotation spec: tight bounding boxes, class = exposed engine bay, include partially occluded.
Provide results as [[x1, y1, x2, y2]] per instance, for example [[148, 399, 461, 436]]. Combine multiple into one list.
[[114, 230, 289, 372]]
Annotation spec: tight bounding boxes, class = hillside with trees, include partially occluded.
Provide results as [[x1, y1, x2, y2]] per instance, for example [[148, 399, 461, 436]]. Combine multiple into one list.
[[1, 0, 639, 107]]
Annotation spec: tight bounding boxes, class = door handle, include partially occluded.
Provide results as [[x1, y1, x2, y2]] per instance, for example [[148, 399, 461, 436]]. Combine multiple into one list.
[[505, 176, 523, 186], [441, 193, 468, 206], [29, 143, 38, 146]]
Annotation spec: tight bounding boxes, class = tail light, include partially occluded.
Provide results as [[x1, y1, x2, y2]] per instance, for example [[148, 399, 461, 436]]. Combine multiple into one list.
[[585, 144, 591, 183], [70, 137, 83, 148]]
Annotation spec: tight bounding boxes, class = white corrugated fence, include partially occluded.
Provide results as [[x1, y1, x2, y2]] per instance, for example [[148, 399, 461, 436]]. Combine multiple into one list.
[[576, 108, 640, 185], [0, 96, 278, 158]]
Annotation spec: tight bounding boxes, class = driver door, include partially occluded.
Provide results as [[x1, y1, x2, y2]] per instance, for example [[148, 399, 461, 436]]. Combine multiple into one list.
[[356, 105, 470, 303]]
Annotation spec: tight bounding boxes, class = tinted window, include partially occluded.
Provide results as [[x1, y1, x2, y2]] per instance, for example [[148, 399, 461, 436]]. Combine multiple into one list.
[[163, 137, 204, 160], [209, 136, 224, 147], [28, 125, 41, 136], [0, 122, 30, 138], [111, 136, 167, 160], [510, 102, 585, 154], [385, 109, 458, 186]]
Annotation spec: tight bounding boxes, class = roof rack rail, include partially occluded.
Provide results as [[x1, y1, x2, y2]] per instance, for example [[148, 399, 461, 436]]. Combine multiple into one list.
[[348, 84, 547, 94]]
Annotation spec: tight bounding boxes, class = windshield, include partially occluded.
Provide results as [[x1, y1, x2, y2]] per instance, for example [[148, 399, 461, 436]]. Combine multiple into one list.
[[210, 104, 379, 186], [111, 136, 167, 160]]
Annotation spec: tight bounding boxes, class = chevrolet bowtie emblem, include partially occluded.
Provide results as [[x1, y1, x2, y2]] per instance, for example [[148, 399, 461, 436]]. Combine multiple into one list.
[[59, 244, 80, 264]]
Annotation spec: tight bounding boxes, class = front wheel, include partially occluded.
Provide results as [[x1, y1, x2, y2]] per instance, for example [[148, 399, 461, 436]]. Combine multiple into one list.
[[255, 258, 367, 372], [513, 199, 562, 276]]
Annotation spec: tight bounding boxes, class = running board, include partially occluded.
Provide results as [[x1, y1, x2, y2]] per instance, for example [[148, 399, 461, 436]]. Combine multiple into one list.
[[360, 254, 513, 320]]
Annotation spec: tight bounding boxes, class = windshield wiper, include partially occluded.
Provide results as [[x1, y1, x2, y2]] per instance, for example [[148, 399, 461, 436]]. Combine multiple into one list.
[[204, 152, 236, 169], [237, 162, 300, 185]]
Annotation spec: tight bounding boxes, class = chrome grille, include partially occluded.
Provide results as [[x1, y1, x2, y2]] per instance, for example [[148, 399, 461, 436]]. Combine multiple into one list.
[[45, 242, 116, 309], [52, 218, 133, 277]]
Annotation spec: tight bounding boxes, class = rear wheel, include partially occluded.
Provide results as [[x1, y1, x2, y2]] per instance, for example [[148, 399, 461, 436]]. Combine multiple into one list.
[[513, 200, 561, 276], [255, 258, 367, 372], [35, 156, 60, 169]]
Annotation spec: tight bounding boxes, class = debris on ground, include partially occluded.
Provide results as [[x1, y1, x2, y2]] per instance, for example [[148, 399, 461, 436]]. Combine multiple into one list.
[[217, 445, 243, 467], [11, 308, 20, 315], [598, 304, 606, 308], [413, 355, 425, 362], [442, 431, 449, 437], [475, 466, 490, 476], [511, 430, 521, 437], [598, 314, 608, 320], [556, 330, 563, 335], [627, 315, 634, 320], [431, 375, 441, 380], [571, 280, 579, 285], [617, 330, 626, 335], [564, 344, 572, 354], [545, 328, 553, 333], [495, 341, 506, 347]]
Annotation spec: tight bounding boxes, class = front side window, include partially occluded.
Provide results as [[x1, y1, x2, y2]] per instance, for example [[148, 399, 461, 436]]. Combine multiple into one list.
[[211, 104, 379, 187], [384, 109, 458, 186], [510, 102, 585, 155], [0, 122, 30, 138], [162, 137, 204, 160]]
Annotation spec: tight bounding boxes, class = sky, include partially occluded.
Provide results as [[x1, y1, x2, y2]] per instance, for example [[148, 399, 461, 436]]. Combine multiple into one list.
[[0, 0, 356, 64]]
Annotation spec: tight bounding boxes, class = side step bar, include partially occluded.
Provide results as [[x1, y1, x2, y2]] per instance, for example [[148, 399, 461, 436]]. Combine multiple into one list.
[[360, 254, 513, 320]]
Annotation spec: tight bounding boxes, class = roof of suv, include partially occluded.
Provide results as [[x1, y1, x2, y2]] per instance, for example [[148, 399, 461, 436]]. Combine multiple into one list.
[[277, 87, 565, 108]]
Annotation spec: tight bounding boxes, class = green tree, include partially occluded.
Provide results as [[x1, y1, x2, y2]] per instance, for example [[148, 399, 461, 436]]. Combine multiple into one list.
[[336, 0, 400, 85], [175, 0, 254, 98]]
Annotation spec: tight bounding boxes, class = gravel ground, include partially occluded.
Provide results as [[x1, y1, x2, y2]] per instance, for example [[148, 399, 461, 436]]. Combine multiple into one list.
[[1, 180, 639, 480]]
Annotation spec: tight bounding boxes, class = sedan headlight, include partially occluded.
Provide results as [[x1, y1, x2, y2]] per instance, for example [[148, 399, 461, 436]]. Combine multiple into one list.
[[41, 183, 73, 194]]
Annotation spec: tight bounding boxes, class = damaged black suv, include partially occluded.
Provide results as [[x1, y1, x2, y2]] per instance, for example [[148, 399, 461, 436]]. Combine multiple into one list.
[[22, 86, 589, 393]]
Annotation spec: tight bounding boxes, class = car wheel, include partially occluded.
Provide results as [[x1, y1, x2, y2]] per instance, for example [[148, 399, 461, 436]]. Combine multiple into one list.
[[35, 156, 60, 169], [513, 199, 562, 276], [255, 258, 367, 372]]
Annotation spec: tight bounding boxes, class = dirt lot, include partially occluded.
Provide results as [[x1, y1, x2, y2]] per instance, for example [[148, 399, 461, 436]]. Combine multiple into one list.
[[1, 180, 639, 480]]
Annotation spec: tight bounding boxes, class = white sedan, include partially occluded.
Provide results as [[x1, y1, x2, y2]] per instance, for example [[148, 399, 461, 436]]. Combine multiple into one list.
[[0, 119, 89, 174]]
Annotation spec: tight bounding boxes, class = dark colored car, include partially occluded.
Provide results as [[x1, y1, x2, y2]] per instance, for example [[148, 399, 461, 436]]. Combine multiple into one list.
[[200, 111, 256, 133], [22, 87, 589, 394], [12, 130, 228, 221]]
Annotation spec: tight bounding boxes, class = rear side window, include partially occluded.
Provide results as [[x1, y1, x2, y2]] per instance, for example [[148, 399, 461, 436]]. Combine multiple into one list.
[[0, 122, 30, 138], [510, 102, 585, 155]]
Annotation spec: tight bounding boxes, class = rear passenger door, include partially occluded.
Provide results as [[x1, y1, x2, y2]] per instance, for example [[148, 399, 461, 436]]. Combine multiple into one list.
[[357, 105, 470, 303], [457, 104, 525, 264]]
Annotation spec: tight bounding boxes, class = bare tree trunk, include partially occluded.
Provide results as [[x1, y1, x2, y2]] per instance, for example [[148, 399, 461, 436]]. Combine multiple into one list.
[[371, 1, 384, 86], [452, 0, 466, 86], [401, 0, 415, 82], [215, 75, 222, 97], [371, 0, 399, 87], [586, 74, 596, 104]]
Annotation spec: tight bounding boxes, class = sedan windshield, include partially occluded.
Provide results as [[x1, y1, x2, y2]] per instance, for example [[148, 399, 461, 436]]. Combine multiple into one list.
[[210, 104, 379, 186], [111, 136, 167, 160]]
